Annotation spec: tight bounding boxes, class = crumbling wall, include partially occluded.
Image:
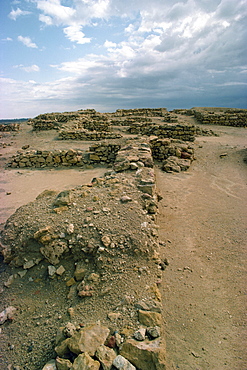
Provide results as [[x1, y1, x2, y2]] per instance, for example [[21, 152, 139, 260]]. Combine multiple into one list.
[[58, 129, 121, 140], [8, 143, 121, 168], [128, 123, 198, 141], [115, 108, 168, 117], [0, 123, 20, 132], [192, 109, 247, 127]]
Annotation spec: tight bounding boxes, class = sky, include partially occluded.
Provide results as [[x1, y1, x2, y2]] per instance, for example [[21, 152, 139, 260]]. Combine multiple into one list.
[[0, 0, 247, 119]]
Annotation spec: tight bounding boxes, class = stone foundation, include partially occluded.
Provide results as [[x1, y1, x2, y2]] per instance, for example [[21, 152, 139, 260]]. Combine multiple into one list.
[[128, 123, 198, 142], [8, 143, 121, 168], [58, 130, 122, 141]]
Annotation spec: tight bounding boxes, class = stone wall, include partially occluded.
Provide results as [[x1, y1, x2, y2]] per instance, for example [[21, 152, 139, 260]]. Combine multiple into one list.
[[28, 110, 110, 131], [58, 129, 122, 141], [0, 123, 20, 132], [8, 143, 121, 168], [150, 137, 194, 172], [115, 108, 168, 117], [192, 109, 247, 127], [128, 123, 198, 141], [111, 117, 152, 126], [29, 119, 62, 131]]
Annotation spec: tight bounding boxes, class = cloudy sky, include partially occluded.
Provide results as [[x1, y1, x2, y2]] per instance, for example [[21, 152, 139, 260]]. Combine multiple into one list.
[[0, 0, 247, 118]]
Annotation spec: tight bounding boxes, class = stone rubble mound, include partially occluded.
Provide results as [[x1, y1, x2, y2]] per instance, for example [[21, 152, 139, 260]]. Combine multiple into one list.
[[1, 143, 167, 369], [0, 123, 20, 132]]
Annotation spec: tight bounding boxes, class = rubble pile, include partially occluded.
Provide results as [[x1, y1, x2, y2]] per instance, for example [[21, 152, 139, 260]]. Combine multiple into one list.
[[150, 138, 194, 173], [0, 123, 20, 132], [1, 161, 167, 368]]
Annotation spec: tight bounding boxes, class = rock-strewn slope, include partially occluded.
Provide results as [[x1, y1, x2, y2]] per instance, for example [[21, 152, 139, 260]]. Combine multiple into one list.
[[0, 142, 167, 369]]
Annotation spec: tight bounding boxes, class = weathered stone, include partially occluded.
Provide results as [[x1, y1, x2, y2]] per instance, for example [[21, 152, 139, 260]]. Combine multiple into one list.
[[147, 326, 161, 339], [66, 277, 76, 287], [48, 265, 56, 277], [121, 195, 132, 203], [42, 360, 57, 370], [67, 322, 110, 356], [113, 355, 136, 370], [64, 322, 77, 338], [95, 344, 117, 370], [74, 264, 86, 281], [55, 338, 70, 357], [23, 260, 35, 269], [72, 353, 100, 370], [53, 190, 72, 207], [56, 357, 72, 370], [138, 310, 162, 327], [135, 299, 162, 313], [101, 235, 111, 247], [120, 339, 166, 370], [4, 275, 14, 287], [133, 327, 146, 341], [107, 312, 121, 321], [56, 265, 66, 276], [88, 273, 100, 282], [0, 306, 17, 324], [67, 223, 74, 234], [40, 241, 68, 265]]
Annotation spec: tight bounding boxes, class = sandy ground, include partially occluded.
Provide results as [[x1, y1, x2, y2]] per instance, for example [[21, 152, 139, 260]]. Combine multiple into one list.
[[0, 119, 246, 369], [156, 124, 247, 369]]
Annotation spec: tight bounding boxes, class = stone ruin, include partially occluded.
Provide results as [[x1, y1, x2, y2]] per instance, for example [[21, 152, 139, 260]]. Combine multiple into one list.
[[1, 106, 245, 369], [0, 123, 20, 132], [173, 107, 247, 127], [1, 144, 167, 369]]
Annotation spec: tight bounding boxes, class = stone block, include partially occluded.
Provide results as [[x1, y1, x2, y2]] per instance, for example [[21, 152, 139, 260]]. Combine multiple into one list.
[[120, 339, 166, 370]]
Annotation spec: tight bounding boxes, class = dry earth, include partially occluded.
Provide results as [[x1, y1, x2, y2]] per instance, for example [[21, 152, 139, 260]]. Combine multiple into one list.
[[156, 123, 247, 369], [0, 115, 246, 369]]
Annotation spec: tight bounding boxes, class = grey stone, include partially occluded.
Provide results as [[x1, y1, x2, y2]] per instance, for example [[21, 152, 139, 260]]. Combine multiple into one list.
[[147, 326, 161, 339], [133, 327, 146, 341], [113, 355, 136, 370], [42, 360, 57, 370]]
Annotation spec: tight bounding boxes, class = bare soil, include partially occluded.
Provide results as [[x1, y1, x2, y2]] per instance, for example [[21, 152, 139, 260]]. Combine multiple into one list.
[[156, 122, 247, 369], [0, 117, 246, 369]]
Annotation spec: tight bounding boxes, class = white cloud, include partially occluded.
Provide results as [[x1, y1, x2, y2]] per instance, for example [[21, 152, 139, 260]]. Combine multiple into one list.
[[13, 64, 40, 72], [2, 37, 13, 42], [1, 0, 246, 118], [63, 25, 91, 44], [17, 36, 38, 48], [39, 14, 53, 25], [104, 40, 117, 48], [36, 0, 76, 25], [9, 7, 31, 20]]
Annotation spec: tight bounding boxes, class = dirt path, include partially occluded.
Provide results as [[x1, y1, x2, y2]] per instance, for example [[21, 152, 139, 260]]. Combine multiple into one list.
[[156, 126, 247, 369]]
